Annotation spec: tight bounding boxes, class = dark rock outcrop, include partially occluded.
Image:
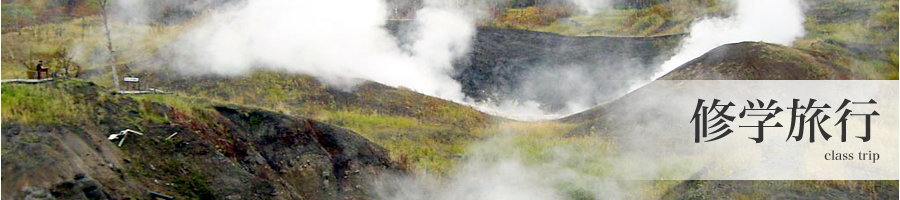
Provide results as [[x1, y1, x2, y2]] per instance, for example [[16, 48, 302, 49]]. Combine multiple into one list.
[[1, 82, 402, 200], [454, 28, 683, 111], [387, 21, 683, 111]]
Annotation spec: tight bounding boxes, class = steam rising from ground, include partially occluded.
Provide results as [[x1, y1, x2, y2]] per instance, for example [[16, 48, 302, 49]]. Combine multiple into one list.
[[651, 0, 806, 79], [373, 81, 899, 199], [568, 0, 613, 14], [76, 1, 900, 199], [161, 0, 602, 120], [114, 0, 806, 120], [373, 132, 642, 200], [481, 61, 648, 121], [167, 0, 475, 101], [466, 0, 809, 120]]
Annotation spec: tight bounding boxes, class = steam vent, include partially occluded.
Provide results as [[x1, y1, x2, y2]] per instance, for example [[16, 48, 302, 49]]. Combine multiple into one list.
[[2, 0, 897, 199]]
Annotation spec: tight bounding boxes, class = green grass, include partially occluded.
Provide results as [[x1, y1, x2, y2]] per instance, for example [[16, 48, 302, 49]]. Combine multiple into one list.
[[127, 70, 494, 174], [3, 2, 895, 194], [131, 94, 217, 118], [317, 109, 477, 173], [0, 69, 694, 181], [793, 0, 898, 79], [1, 79, 93, 124], [318, 110, 422, 130], [520, 0, 730, 36], [134, 99, 170, 124], [141, 69, 491, 126], [123, 70, 493, 174]]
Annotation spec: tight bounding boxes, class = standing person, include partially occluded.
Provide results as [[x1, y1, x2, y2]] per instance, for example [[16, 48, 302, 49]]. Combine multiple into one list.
[[35, 60, 45, 79], [35, 60, 50, 79]]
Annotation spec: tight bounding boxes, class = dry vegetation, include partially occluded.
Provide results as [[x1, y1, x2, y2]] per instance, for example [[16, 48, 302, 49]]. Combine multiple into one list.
[[1, 0, 897, 199]]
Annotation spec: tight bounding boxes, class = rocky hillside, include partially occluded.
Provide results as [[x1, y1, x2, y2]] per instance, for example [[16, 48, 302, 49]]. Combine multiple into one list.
[[454, 27, 683, 111], [385, 21, 683, 112], [1, 0, 896, 198], [1, 80, 402, 199], [132, 70, 494, 174]]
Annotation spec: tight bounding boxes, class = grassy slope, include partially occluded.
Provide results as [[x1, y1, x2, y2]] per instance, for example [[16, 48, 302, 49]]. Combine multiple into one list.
[[4, 80, 896, 200], [553, 1, 899, 198], [0, 17, 492, 174], [1, 80, 406, 199], [2, 0, 898, 199], [1, 80, 671, 199], [136, 71, 493, 174], [793, 0, 899, 79], [1, 80, 215, 198], [1, 80, 93, 124], [145, 72, 694, 199], [496, 0, 730, 37]]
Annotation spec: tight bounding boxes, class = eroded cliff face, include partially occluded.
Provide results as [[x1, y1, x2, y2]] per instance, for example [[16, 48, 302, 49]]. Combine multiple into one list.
[[2, 81, 402, 200]]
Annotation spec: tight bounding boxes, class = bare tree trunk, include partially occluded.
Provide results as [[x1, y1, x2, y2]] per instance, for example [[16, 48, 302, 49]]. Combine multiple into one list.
[[99, 0, 120, 91]]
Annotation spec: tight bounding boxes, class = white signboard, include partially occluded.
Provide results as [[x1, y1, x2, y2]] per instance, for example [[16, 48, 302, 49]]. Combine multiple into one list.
[[123, 77, 140, 82]]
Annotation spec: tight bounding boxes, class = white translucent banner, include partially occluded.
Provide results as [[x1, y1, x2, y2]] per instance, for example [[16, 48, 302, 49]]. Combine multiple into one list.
[[604, 80, 898, 180]]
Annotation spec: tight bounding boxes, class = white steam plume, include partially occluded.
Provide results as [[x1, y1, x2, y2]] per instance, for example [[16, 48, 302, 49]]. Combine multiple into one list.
[[483, 0, 809, 120], [168, 0, 475, 101], [651, 0, 806, 80], [164, 0, 600, 120], [568, 0, 614, 14], [119, 0, 807, 121], [373, 132, 637, 200]]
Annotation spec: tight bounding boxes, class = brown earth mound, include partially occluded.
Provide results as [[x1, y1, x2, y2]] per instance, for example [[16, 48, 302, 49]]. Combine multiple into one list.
[[659, 41, 854, 80]]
